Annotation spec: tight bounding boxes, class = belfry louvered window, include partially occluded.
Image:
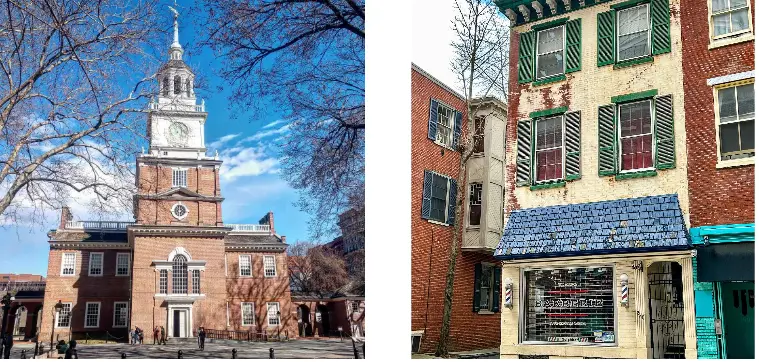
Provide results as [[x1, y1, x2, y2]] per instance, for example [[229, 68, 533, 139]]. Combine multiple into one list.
[[597, 0, 671, 67], [515, 110, 581, 188], [517, 19, 581, 85], [172, 255, 188, 294], [598, 91, 675, 177]]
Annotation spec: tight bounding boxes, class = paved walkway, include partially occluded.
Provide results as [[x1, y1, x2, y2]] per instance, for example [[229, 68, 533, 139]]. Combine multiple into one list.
[[5, 338, 363, 359]]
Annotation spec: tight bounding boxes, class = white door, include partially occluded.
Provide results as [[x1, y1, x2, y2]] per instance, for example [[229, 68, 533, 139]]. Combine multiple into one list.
[[178, 310, 187, 338]]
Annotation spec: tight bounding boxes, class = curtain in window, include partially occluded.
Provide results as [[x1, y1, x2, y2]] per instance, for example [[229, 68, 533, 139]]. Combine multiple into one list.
[[619, 101, 653, 170], [618, 6, 650, 61]]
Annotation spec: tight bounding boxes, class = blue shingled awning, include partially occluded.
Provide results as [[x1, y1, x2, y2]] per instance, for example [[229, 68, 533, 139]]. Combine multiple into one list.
[[494, 194, 691, 260]]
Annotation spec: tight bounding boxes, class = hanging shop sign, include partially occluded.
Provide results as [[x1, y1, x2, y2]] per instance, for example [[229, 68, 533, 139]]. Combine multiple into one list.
[[523, 266, 615, 344]]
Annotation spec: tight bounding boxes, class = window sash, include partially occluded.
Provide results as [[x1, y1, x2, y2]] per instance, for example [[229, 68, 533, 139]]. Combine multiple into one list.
[[88, 252, 103, 276], [239, 255, 252, 276], [116, 253, 130, 276], [534, 116, 565, 183], [159, 270, 168, 294], [192, 270, 201, 294], [242, 303, 255, 326], [469, 183, 482, 226], [264, 256, 277, 277], [712, 7, 751, 37], [172, 169, 187, 187], [429, 173, 449, 223], [62, 253, 76, 276], [436, 104, 455, 147], [85, 302, 100, 328], [535, 26, 566, 79], [719, 120, 754, 159], [113, 302, 128, 327], [617, 4, 651, 62], [56, 303, 72, 328], [618, 100, 655, 172], [267, 302, 280, 326], [172, 256, 188, 294]]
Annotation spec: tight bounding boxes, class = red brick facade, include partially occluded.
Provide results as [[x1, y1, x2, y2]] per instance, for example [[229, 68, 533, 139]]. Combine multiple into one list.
[[411, 65, 501, 353], [680, 3, 755, 227]]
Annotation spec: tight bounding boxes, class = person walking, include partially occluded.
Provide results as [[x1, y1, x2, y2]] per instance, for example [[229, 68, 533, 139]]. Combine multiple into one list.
[[198, 327, 206, 351], [129, 327, 136, 345], [138, 327, 144, 344], [153, 327, 160, 345], [3, 334, 12, 359], [160, 326, 166, 345], [63, 340, 78, 359]]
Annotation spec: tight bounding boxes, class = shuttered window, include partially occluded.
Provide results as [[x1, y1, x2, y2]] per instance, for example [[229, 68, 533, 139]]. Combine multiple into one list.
[[598, 0, 670, 66], [619, 100, 654, 171], [535, 116, 565, 182], [536, 26, 565, 80], [421, 170, 457, 225], [516, 111, 581, 187], [518, 20, 581, 84], [427, 99, 463, 150], [472, 263, 501, 313]]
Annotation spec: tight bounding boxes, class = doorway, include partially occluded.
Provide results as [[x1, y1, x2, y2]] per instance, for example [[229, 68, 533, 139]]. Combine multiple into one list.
[[172, 310, 188, 338], [298, 304, 312, 337], [648, 261, 686, 359], [316, 304, 330, 337], [720, 282, 754, 359]]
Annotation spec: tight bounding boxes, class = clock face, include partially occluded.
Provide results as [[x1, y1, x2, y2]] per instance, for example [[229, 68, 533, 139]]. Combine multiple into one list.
[[167, 122, 189, 147]]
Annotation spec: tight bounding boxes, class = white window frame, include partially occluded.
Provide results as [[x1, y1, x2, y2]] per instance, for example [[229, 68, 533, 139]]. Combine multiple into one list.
[[468, 183, 483, 228], [267, 302, 281, 326], [61, 252, 76, 276], [533, 115, 566, 183], [616, 4, 651, 62], [171, 202, 189, 220], [709, 0, 753, 41], [435, 102, 456, 148], [113, 302, 129, 328], [241, 302, 255, 326], [192, 269, 201, 294], [84, 302, 101, 328], [159, 269, 168, 294], [617, 99, 656, 173], [55, 303, 73, 328], [427, 171, 452, 225], [116, 253, 130, 276], [534, 25, 566, 80], [714, 79, 755, 167], [88, 252, 104, 277], [239, 255, 252, 277], [263, 255, 277, 278], [172, 168, 188, 187]]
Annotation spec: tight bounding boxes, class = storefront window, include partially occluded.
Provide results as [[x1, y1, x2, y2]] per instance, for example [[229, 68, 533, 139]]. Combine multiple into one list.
[[523, 266, 615, 344]]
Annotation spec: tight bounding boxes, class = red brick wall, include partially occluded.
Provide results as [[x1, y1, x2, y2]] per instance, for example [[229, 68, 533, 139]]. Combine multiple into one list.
[[411, 67, 501, 353], [680, 3, 755, 227], [40, 249, 131, 343]]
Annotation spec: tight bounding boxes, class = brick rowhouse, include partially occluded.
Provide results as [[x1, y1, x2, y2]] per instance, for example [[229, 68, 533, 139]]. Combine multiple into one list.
[[410, 63, 507, 354], [38, 13, 296, 345], [680, 0, 755, 358]]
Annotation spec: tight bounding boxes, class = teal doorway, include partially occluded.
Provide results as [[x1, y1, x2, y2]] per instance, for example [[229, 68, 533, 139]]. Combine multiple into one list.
[[719, 282, 754, 359]]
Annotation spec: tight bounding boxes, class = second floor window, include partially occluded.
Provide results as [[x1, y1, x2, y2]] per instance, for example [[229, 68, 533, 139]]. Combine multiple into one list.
[[264, 256, 277, 277], [88, 252, 103, 276], [430, 173, 450, 223], [172, 255, 188, 294], [619, 100, 654, 171], [436, 103, 455, 147], [473, 117, 485, 153], [469, 183, 482, 226], [421, 170, 457, 225], [712, 0, 750, 38], [718, 82, 754, 160], [172, 169, 187, 187], [239, 255, 252, 277], [116, 253, 130, 276], [61, 253, 76, 276], [617, 4, 651, 62], [535, 116, 565, 182], [536, 26, 565, 79]]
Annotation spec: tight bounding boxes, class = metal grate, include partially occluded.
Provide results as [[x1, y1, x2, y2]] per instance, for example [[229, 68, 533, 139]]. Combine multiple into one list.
[[648, 262, 685, 359], [523, 266, 615, 344], [172, 255, 188, 294]]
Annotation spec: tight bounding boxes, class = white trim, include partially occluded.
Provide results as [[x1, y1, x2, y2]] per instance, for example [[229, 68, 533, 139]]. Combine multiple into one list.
[[708, 33, 755, 49], [60, 252, 77, 276], [171, 202, 189, 220], [88, 252, 104, 276], [224, 254, 228, 277], [55, 303, 73, 328], [533, 114, 566, 183], [226, 302, 230, 327], [113, 301, 129, 328], [713, 79, 755, 164], [168, 247, 192, 261], [263, 255, 277, 278], [84, 301, 101, 328], [534, 24, 566, 80], [717, 157, 755, 168], [241, 302, 255, 326], [172, 167, 188, 187], [266, 302, 281, 327], [707, 71, 756, 86], [116, 252, 131, 276], [617, 99, 655, 173], [708, 0, 754, 42], [239, 255, 252, 277]]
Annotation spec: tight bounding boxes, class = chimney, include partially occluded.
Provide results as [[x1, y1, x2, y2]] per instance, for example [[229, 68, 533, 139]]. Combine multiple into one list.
[[267, 211, 275, 235], [59, 206, 73, 230]]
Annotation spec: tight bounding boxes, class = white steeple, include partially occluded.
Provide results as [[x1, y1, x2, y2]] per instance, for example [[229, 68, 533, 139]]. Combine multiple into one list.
[[168, 4, 183, 60]]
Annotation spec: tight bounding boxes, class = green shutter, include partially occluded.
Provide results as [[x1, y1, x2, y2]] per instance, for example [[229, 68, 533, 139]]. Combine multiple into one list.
[[518, 31, 536, 84], [473, 263, 482, 312], [651, 0, 671, 55], [565, 111, 582, 180], [565, 19, 582, 73], [598, 104, 617, 176], [491, 267, 501, 313], [597, 11, 616, 67], [654, 94, 676, 169], [516, 119, 532, 186]]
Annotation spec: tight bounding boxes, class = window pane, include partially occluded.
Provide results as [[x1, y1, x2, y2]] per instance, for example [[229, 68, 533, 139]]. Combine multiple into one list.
[[537, 53, 565, 78], [736, 84, 755, 119], [740, 119, 754, 150], [731, 0, 747, 9], [619, 32, 649, 60], [713, 13, 731, 36], [731, 9, 750, 32], [718, 87, 738, 123], [536, 117, 563, 150], [619, 6, 649, 35], [537, 27, 564, 53], [620, 101, 651, 137], [712, 0, 729, 12], [431, 175, 447, 200], [537, 148, 563, 181], [720, 123, 741, 154]]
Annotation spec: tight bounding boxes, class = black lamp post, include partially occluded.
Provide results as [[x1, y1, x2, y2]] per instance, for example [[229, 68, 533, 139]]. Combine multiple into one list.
[[50, 300, 63, 356], [276, 311, 281, 340], [0, 290, 17, 359]]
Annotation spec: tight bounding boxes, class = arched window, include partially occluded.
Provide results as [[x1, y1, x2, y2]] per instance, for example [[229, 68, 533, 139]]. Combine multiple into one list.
[[174, 75, 182, 95], [186, 79, 191, 97], [162, 76, 169, 96], [172, 255, 188, 294]]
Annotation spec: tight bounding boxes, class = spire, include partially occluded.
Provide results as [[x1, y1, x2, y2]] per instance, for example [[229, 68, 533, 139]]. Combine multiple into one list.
[[168, 3, 183, 60]]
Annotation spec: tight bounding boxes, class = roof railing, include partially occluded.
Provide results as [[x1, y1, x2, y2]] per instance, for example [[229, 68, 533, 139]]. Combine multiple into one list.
[[227, 224, 271, 234], [64, 221, 134, 231]]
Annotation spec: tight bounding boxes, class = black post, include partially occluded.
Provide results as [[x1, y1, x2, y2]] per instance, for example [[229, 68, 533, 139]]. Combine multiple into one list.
[[0, 292, 12, 360], [33, 338, 39, 359], [121, 352, 126, 359], [352, 338, 359, 359], [231, 348, 237, 359], [177, 350, 183, 359], [362, 343, 365, 358], [20, 349, 26, 359], [269, 348, 274, 359]]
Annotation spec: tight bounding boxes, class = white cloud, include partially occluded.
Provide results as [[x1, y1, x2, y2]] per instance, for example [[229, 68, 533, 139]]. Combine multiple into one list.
[[207, 133, 241, 150], [262, 119, 288, 129], [241, 124, 291, 143], [219, 146, 280, 181]]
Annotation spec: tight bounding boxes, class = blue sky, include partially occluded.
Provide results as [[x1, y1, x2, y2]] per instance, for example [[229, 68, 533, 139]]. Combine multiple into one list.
[[0, 1, 322, 276]]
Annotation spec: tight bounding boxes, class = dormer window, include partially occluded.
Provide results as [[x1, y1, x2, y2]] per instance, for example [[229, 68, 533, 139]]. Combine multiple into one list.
[[172, 168, 187, 187], [174, 75, 182, 94]]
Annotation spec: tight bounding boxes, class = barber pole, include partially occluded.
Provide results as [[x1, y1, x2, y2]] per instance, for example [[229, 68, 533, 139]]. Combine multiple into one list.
[[504, 279, 513, 308], [620, 274, 629, 307]]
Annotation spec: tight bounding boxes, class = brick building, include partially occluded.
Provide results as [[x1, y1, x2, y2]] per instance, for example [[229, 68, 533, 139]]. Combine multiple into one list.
[[495, 0, 697, 358], [1, 277, 46, 341], [679, 0, 755, 357], [37, 14, 296, 346], [410, 63, 507, 354]]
